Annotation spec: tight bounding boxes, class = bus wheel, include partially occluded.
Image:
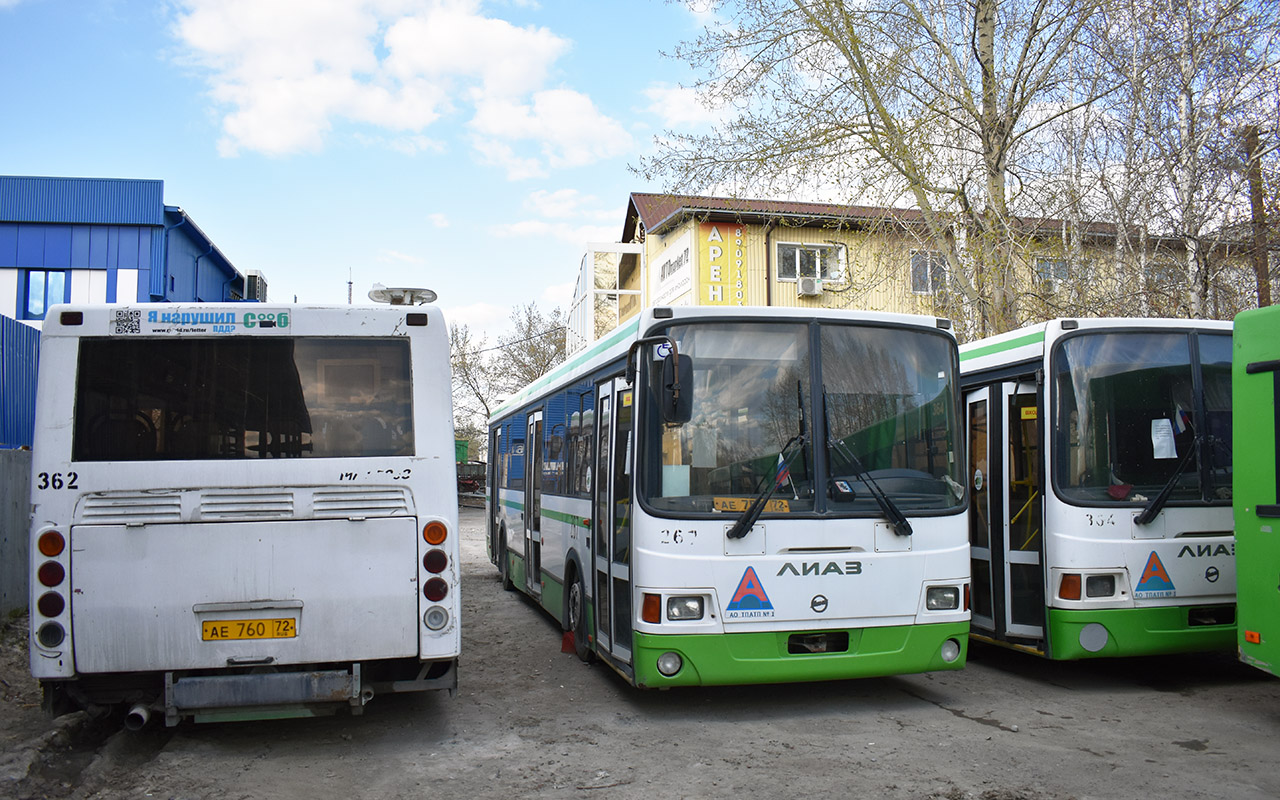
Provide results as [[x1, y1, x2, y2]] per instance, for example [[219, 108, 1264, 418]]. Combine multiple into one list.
[[499, 529, 514, 592], [567, 571, 594, 663]]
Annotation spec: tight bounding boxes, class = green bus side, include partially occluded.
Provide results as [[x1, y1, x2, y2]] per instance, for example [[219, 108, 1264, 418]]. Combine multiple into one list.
[[1233, 305, 1280, 678]]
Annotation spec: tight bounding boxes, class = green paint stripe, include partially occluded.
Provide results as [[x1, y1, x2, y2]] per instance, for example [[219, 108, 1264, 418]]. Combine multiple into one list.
[[492, 317, 641, 418], [960, 330, 1045, 361], [543, 508, 589, 528]]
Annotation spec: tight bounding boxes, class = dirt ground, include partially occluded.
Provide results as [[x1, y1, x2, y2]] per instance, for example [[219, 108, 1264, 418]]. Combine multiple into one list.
[[2, 506, 1278, 800]]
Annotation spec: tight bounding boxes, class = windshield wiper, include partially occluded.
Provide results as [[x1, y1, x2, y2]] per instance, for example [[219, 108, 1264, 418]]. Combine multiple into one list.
[[725, 434, 805, 540], [822, 386, 913, 536], [1134, 434, 1202, 526]]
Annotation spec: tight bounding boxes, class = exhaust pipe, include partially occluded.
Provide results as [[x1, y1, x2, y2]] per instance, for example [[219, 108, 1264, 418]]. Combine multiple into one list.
[[124, 703, 152, 731]]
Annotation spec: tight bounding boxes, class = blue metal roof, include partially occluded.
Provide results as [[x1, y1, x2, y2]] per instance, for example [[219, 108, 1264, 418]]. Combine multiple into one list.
[[0, 176, 165, 226]]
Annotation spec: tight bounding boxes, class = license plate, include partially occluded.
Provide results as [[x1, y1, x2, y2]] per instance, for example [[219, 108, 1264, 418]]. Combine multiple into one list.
[[713, 497, 790, 513], [202, 618, 297, 641]]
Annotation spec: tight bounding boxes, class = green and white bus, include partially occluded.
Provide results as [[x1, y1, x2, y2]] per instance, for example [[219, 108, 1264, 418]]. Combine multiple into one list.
[[487, 305, 969, 688], [1233, 305, 1280, 678], [959, 318, 1235, 659]]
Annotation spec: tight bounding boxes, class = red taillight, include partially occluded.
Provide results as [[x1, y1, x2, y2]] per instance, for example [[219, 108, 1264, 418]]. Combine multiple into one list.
[[37, 561, 65, 588], [38, 531, 65, 557], [642, 593, 661, 624], [423, 521, 447, 545], [1059, 573, 1082, 601], [423, 549, 448, 574], [424, 577, 448, 602], [37, 592, 65, 618]]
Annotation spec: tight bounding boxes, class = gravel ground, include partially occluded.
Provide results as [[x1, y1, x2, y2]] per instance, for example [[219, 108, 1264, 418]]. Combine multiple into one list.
[[1, 506, 1278, 799]]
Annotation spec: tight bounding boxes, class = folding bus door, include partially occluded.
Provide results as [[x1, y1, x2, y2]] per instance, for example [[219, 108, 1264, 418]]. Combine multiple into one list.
[[524, 411, 543, 596], [593, 376, 634, 666]]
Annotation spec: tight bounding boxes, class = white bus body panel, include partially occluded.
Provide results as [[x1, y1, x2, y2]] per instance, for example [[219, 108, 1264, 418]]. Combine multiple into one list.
[[70, 517, 419, 673]]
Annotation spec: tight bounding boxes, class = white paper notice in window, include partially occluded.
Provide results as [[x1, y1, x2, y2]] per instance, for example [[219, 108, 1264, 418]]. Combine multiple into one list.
[[1151, 418, 1177, 459]]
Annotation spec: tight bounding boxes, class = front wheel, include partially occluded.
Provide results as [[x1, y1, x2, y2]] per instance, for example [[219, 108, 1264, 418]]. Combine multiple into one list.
[[567, 571, 594, 663]]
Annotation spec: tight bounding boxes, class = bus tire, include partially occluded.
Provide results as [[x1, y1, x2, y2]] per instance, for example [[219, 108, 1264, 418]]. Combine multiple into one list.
[[499, 528, 514, 592], [567, 569, 594, 663]]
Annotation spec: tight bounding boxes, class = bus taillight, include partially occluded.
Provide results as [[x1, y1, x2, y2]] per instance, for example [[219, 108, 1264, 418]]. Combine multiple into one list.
[[38, 531, 65, 557], [37, 561, 66, 588], [423, 549, 448, 573], [423, 521, 448, 545], [37, 592, 65, 618], [424, 577, 448, 602]]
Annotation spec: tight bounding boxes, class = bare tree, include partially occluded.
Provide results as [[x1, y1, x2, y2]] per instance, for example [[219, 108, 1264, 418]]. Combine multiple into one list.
[[641, 0, 1111, 336], [449, 303, 568, 459], [495, 302, 567, 391]]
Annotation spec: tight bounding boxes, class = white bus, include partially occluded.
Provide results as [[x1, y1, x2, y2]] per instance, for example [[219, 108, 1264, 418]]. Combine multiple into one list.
[[487, 306, 969, 687], [29, 303, 459, 727], [959, 318, 1235, 659]]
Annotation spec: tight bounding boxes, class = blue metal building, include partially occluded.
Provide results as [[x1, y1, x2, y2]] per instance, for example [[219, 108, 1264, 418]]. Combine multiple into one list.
[[0, 175, 252, 448]]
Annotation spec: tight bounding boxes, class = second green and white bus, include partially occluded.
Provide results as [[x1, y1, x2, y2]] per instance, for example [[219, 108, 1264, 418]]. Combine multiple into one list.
[[959, 318, 1235, 659], [488, 305, 969, 687]]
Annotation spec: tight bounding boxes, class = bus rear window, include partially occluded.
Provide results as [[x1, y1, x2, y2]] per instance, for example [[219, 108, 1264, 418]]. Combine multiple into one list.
[[72, 337, 414, 460]]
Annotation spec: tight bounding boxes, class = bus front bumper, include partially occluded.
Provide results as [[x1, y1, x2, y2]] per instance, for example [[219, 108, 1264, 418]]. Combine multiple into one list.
[[630, 622, 968, 688], [1046, 606, 1236, 660]]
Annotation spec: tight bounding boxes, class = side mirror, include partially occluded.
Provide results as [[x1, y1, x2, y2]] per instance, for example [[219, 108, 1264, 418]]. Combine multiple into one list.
[[661, 354, 693, 424]]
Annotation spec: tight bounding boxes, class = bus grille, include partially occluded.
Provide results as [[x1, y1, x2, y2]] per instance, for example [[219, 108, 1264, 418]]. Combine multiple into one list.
[[80, 493, 183, 525], [313, 487, 412, 518], [200, 491, 295, 520]]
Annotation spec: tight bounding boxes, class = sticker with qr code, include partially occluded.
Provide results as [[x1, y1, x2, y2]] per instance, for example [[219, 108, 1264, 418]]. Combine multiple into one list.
[[112, 310, 142, 334]]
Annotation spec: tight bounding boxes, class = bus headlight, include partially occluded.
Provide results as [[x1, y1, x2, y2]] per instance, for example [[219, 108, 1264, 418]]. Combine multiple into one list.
[[940, 638, 961, 663], [1085, 575, 1116, 598], [656, 652, 683, 676], [423, 606, 450, 631], [667, 596, 704, 621], [926, 586, 960, 610]]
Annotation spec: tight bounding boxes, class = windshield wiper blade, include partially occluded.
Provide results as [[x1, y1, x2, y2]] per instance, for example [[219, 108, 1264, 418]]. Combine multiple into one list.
[[1134, 435, 1201, 526], [725, 434, 805, 540], [822, 386, 913, 536]]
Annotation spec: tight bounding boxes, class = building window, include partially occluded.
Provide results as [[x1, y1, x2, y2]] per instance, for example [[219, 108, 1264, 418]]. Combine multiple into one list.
[[21, 269, 68, 320], [1037, 258, 1070, 286], [911, 251, 947, 294], [777, 243, 844, 281]]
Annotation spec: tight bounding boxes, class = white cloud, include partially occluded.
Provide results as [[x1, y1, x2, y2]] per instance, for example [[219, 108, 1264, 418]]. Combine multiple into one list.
[[643, 83, 725, 130], [490, 219, 618, 245], [441, 300, 507, 338], [377, 249, 427, 265], [524, 188, 616, 222], [172, 0, 629, 176], [471, 89, 634, 179], [427, 213, 450, 227]]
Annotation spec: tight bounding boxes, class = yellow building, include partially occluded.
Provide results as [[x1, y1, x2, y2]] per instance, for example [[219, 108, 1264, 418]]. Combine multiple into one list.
[[566, 192, 1253, 352]]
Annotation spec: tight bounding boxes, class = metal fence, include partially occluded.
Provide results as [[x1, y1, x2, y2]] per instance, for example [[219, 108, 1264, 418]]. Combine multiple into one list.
[[1, 315, 40, 449]]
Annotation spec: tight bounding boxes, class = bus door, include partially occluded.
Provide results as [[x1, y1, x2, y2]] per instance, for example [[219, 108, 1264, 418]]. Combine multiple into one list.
[[593, 376, 634, 665], [966, 387, 997, 633], [524, 411, 543, 596], [967, 381, 1045, 642]]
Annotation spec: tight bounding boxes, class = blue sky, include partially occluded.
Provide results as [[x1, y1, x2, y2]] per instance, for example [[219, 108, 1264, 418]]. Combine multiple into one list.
[[0, 0, 719, 342]]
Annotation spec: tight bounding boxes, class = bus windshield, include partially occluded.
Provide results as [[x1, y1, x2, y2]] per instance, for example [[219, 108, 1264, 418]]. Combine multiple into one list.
[[1052, 331, 1232, 505], [643, 321, 962, 515], [72, 337, 414, 461]]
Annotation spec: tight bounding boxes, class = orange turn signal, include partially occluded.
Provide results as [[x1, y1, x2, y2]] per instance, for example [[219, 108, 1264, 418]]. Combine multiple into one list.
[[1245, 630, 1262, 644], [1059, 573, 1082, 601], [642, 593, 661, 624], [423, 521, 448, 545]]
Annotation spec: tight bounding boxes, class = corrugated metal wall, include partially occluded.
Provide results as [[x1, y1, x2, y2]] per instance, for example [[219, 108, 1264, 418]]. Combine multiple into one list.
[[0, 176, 164, 226], [0, 315, 40, 449]]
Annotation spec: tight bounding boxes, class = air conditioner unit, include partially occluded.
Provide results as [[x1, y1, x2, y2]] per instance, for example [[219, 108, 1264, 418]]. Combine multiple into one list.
[[797, 277, 823, 297]]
